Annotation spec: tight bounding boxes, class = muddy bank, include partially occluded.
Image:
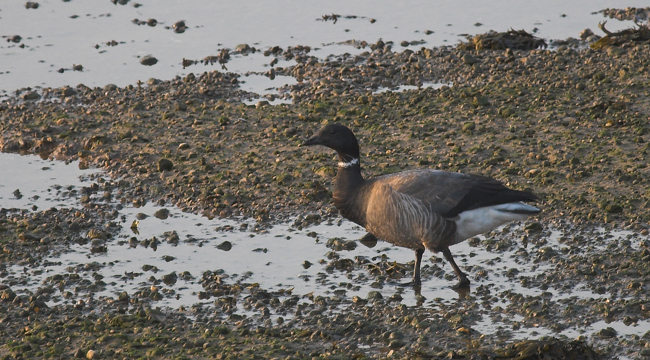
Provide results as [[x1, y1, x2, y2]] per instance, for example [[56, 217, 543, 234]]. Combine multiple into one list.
[[1, 25, 650, 359]]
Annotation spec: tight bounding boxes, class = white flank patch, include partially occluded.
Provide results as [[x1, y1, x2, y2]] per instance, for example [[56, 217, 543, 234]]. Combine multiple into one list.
[[454, 202, 539, 241], [338, 158, 359, 168]]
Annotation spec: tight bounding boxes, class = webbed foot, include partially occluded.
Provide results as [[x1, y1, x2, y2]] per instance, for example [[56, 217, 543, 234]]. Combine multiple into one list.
[[451, 277, 470, 290]]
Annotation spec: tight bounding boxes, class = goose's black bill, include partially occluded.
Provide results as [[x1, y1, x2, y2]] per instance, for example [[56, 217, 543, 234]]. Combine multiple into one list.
[[301, 135, 321, 147]]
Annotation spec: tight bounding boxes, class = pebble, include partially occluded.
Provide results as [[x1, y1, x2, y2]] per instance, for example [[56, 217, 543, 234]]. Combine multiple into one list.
[[157, 158, 173, 171], [579, 28, 594, 40], [140, 55, 158, 66], [21, 91, 40, 100], [153, 208, 170, 219], [173, 20, 187, 33], [8, 35, 22, 43], [61, 87, 77, 97], [217, 241, 232, 251], [462, 53, 478, 65]]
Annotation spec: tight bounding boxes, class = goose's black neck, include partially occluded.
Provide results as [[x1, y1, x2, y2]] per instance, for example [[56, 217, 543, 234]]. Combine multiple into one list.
[[333, 154, 366, 225], [335, 151, 363, 186]]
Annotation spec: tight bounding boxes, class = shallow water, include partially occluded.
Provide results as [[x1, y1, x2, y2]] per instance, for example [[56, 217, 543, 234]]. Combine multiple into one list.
[[1, 0, 646, 95], [1, 152, 648, 343], [0, 153, 100, 210]]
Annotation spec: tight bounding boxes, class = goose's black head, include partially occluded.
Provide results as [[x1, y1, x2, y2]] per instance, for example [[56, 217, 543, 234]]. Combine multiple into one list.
[[302, 124, 360, 162]]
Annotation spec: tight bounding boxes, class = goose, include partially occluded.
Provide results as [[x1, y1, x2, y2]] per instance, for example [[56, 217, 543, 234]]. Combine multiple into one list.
[[302, 124, 540, 289]]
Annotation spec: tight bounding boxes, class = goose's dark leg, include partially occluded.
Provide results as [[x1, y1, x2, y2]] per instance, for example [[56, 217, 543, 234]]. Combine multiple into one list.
[[398, 248, 424, 288], [442, 247, 470, 289], [412, 248, 424, 286]]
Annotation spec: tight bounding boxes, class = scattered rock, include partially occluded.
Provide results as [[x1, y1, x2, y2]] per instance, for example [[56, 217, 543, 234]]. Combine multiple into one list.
[[173, 20, 187, 33], [8, 35, 22, 43], [153, 208, 169, 219], [157, 158, 173, 171], [217, 241, 232, 251], [140, 55, 158, 66], [21, 91, 40, 100]]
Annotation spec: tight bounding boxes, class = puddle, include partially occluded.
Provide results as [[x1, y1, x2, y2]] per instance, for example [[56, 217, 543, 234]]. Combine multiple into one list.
[[373, 82, 450, 94], [473, 315, 650, 349], [0, 153, 100, 210], [1, 0, 647, 95], [238, 73, 297, 105], [1, 152, 649, 343]]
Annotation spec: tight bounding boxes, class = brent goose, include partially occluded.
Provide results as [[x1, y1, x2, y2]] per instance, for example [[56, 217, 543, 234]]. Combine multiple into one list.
[[303, 124, 540, 289]]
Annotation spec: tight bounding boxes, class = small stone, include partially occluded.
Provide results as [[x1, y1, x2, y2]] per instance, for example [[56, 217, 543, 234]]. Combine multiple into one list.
[[157, 158, 173, 171], [524, 222, 543, 232], [61, 87, 77, 97], [153, 208, 169, 219], [352, 296, 367, 305], [462, 122, 476, 132], [579, 28, 594, 40], [367, 291, 383, 300], [140, 55, 158, 66], [21, 91, 40, 100], [86, 349, 96, 359], [25, 2, 39, 9], [462, 53, 478, 65], [236, 43, 251, 54], [178, 143, 190, 150], [605, 204, 623, 214], [173, 20, 186, 33], [162, 272, 177, 286], [217, 241, 232, 251], [527, 168, 541, 177], [129, 237, 139, 248], [302, 260, 312, 269], [1, 288, 16, 302], [597, 327, 617, 338], [135, 212, 148, 220]]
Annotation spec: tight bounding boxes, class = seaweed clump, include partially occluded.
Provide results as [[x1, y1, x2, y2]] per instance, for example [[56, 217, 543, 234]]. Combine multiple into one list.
[[458, 29, 547, 51], [591, 20, 650, 49]]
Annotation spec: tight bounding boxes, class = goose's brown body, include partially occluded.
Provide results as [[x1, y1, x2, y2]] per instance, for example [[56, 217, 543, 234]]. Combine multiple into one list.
[[304, 124, 540, 288]]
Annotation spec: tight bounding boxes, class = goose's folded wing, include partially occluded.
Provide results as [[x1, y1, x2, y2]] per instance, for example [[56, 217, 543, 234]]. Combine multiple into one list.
[[373, 169, 537, 218]]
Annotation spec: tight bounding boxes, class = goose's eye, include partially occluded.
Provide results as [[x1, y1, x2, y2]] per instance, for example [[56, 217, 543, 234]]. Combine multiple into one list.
[[330, 130, 336, 134]]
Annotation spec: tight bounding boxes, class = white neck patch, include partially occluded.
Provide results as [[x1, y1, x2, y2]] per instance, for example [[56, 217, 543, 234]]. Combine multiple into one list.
[[338, 158, 359, 168]]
